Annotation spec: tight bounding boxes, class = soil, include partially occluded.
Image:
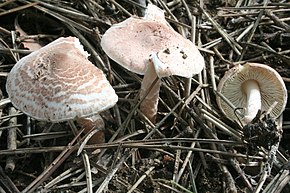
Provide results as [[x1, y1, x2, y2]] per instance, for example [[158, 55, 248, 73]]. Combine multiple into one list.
[[0, 0, 289, 193]]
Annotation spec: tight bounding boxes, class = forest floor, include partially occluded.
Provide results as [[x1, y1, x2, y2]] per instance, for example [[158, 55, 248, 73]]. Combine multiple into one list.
[[0, 0, 290, 193]]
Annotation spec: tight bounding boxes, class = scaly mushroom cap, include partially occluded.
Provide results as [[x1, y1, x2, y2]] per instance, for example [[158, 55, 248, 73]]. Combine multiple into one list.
[[6, 37, 118, 122], [101, 4, 204, 78], [217, 63, 287, 122]]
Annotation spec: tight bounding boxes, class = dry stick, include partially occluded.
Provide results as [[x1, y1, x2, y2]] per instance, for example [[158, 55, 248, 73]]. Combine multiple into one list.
[[221, 165, 238, 192], [236, 23, 254, 42], [83, 153, 93, 193], [121, 0, 147, 9], [265, 9, 290, 32], [0, 2, 38, 17], [195, 95, 219, 116], [230, 158, 254, 191], [26, 1, 107, 71], [0, 36, 18, 62], [177, 83, 203, 121], [0, 139, 258, 158], [77, 128, 100, 156], [157, 181, 183, 193], [238, 0, 269, 61], [184, 15, 196, 98], [44, 167, 84, 190], [79, 181, 102, 193], [14, 15, 42, 51], [182, 0, 196, 99], [201, 109, 242, 140], [107, 0, 132, 16], [172, 144, 181, 185], [175, 128, 201, 183], [164, 80, 242, 138], [11, 30, 19, 60], [0, 165, 20, 193], [0, 98, 11, 137], [193, 2, 242, 55], [18, 0, 92, 34], [21, 129, 83, 193], [209, 56, 217, 91], [5, 107, 17, 173], [95, 153, 129, 193], [22, 131, 70, 140], [0, 0, 16, 8], [190, 107, 238, 192], [0, 26, 11, 34], [188, 157, 198, 193], [98, 77, 160, 157], [240, 42, 290, 64], [208, 127, 240, 192], [33, 0, 108, 26], [83, 0, 103, 19], [68, 121, 93, 193], [202, 28, 244, 49], [124, 0, 146, 16], [143, 100, 183, 140], [0, 137, 245, 151], [0, 47, 32, 55], [240, 49, 290, 64], [127, 166, 155, 193], [158, 97, 188, 126], [170, 180, 193, 193], [263, 169, 290, 193]]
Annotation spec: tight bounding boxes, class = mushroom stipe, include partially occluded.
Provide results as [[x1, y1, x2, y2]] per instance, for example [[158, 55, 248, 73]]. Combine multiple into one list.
[[217, 62, 287, 125], [101, 4, 204, 123]]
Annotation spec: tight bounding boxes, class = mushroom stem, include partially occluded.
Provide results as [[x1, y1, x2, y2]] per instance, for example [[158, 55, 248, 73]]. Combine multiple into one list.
[[243, 80, 261, 123], [77, 114, 105, 144], [139, 61, 161, 123]]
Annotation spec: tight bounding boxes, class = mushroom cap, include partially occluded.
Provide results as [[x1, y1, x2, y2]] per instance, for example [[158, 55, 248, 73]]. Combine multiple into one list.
[[101, 5, 204, 78], [216, 63, 288, 122], [6, 36, 118, 122]]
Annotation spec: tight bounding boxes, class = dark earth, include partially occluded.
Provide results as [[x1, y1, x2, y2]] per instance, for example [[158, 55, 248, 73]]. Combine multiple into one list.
[[0, 0, 290, 193]]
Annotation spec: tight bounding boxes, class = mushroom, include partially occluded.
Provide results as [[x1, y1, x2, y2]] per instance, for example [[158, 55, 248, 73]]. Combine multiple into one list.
[[77, 114, 106, 144], [6, 36, 118, 122], [101, 4, 204, 122], [216, 62, 287, 124]]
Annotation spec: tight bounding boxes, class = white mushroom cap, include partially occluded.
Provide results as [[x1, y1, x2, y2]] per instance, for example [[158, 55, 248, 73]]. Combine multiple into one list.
[[101, 5, 204, 77], [6, 37, 118, 122], [216, 63, 287, 122]]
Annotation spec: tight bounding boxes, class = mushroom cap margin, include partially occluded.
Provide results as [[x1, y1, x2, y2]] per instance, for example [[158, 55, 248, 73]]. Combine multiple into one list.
[[6, 37, 118, 122], [101, 12, 204, 77], [216, 62, 287, 122]]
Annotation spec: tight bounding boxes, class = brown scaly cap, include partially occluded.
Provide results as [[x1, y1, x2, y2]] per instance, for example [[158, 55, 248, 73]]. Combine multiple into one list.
[[6, 37, 118, 122]]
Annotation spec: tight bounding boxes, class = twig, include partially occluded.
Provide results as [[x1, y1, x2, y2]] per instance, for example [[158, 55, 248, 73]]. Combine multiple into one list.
[[127, 166, 155, 193], [21, 129, 83, 193], [0, 2, 38, 17], [5, 107, 17, 173], [95, 153, 129, 193], [0, 165, 20, 193]]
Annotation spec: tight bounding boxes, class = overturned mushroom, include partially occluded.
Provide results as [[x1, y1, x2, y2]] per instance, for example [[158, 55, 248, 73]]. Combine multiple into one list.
[[216, 63, 287, 124], [101, 4, 204, 122], [6, 36, 118, 122]]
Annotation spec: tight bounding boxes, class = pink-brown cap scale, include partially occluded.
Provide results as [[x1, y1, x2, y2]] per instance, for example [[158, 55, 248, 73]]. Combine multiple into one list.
[[6, 37, 118, 122], [101, 4, 204, 78]]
